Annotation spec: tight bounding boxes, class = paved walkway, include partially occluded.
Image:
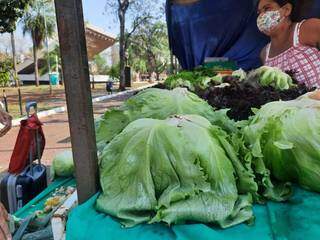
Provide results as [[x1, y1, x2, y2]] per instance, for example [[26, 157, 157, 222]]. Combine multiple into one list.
[[0, 92, 135, 172]]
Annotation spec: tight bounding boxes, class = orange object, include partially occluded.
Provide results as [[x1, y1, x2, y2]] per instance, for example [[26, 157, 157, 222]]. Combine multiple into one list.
[[216, 70, 233, 75]]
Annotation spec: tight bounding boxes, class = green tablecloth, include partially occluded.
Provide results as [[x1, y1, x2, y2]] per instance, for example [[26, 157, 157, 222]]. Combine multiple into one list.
[[67, 187, 320, 240], [14, 177, 76, 219]]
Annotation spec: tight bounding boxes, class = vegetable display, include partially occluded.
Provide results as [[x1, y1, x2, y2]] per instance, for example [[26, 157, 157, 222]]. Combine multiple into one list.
[[96, 115, 254, 228], [243, 96, 320, 192], [164, 67, 221, 91], [200, 76, 312, 120], [161, 66, 313, 121], [232, 68, 246, 81], [93, 64, 318, 230], [95, 88, 236, 152]]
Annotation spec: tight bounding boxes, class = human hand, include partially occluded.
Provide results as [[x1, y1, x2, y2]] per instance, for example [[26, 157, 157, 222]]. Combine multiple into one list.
[[0, 109, 12, 137], [257, 66, 294, 90]]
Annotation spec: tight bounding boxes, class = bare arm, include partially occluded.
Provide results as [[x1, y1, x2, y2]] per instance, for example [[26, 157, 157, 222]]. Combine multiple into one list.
[[260, 46, 267, 65], [300, 18, 320, 49]]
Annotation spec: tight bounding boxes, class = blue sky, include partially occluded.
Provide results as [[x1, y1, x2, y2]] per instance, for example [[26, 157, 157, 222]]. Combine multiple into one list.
[[82, 0, 166, 35], [0, 0, 165, 54], [82, 0, 118, 35], [1, 0, 116, 53]]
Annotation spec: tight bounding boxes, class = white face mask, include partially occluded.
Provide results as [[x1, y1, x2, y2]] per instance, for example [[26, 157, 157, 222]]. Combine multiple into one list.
[[257, 10, 284, 33]]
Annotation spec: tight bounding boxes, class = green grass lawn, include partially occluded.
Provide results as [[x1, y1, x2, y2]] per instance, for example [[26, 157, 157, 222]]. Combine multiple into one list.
[[1, 82, 151, 118]]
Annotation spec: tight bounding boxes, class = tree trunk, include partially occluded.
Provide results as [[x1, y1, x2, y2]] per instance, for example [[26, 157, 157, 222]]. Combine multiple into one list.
[[11, 32, 19, 87], [118, 10, 126, 91], [32, 34, 40, 87]]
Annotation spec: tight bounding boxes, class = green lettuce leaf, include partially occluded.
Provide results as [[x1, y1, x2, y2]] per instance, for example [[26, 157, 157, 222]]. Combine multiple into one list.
[[244, 97, 320, 193], [95, 88, 236, 152], [96, 115, 254, 228]]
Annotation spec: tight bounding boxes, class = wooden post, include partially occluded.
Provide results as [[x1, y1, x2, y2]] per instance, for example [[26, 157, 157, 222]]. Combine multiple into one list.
[[54, 0, 99, 203]]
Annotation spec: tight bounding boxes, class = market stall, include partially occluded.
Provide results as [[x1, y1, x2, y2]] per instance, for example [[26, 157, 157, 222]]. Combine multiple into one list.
[[3, 0, 320, 239]]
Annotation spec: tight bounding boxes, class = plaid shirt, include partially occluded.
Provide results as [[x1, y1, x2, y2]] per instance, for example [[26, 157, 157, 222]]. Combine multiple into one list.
[[265, 20, 320, 89]]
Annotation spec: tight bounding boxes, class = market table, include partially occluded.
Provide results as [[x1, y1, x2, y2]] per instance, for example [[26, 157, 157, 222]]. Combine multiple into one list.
[[67, 187, 320, 240], [14, 177, 76, 219]]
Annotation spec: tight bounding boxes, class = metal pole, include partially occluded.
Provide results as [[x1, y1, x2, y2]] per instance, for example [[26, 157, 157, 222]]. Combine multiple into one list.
[[2, 90, 9, 113], [54, 0, 99, 203], [92, 74, 95, 89], [89, 63, 95, 90], [55, 55, 59, 72], [18, 88, 23, 116]]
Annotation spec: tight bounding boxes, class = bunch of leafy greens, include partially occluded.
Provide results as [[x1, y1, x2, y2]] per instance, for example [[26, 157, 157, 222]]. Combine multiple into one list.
[[96, 115, 254, 228], [164, 66, 295, 93], [164, 67, 222, 91], [197, 75, 313, 121], [95, 88, 236, 152], [161, 66, 313, 121], [243, 96, 320, 192]]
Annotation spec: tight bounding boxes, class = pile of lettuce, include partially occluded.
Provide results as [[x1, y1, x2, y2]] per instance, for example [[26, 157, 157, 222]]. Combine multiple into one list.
[[95, 88, 236, 152], [243, 95, 320, 192], [94, 77, 320, 229], [96, 115, 255, 228], [161, 67, 312, 121], [94, 87, 300, 228]]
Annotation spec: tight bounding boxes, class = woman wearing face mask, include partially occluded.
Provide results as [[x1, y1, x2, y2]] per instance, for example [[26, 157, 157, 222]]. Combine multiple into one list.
[[257, 0, 320, 88]]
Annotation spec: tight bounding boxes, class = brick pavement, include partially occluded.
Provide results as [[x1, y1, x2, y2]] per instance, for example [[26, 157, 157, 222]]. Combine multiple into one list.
[[0, 93, 134, 172]]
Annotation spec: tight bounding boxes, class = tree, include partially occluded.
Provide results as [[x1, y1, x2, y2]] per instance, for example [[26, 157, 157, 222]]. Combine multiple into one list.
[[0, 0, 31, 33], [21, 0, 55, 87], [40, 44, 61, 75], [91, 54, 109, 75], [0, 55, 14, 87], [0, 0, 32, 87], [107, 63, 120, 81], [105, 0, 162, 90], [128, 20, 170, 80]]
